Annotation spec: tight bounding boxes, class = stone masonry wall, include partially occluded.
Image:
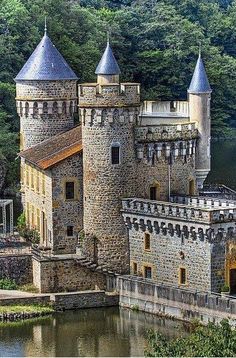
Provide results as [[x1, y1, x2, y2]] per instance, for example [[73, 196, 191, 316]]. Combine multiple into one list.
[[51, 152, 83, 254], [0, 254, 33, 285], [33, 257, 107, 293], [129, 226, 213, 291]]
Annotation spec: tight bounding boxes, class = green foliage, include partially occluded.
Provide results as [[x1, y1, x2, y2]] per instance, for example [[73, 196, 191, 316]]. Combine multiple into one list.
[[0, 278, 18, 290], [19, 284, 39, 293], [17, 213, 40, 244], [145, 319, 236, 357], [0, 304, 53, 314], [0, 0, 235, 191], [221, 283, 230, 292]]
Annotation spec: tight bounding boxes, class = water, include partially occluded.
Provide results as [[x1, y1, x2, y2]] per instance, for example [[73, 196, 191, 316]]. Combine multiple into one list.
[[207, 140, 236, 190], [0, 307, 188, 357]]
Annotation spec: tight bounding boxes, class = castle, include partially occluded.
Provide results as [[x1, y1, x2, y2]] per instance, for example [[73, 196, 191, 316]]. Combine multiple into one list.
[[15, 26, 236, 294]]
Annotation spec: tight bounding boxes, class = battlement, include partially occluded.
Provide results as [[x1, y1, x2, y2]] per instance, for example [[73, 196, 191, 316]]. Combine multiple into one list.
[[78, 82, 140, 108], [122, 198, 236, 243], [171, 195, 236, 209], [135, 123, 198, 142]]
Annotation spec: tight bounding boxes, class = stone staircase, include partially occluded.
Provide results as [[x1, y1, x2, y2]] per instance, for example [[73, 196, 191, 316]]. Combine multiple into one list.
[[76, 256, 115, 275]]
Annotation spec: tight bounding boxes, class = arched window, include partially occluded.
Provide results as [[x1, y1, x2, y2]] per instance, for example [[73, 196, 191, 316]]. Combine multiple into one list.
[[69, 101, 73, 116], [101, 109, 107, 125], [25, 102, 29, 117], [113, 109, 119, 121], [33, 102, 38, 116], [123, 109, 129, 122], [43, 102, 48, 114], [62, 102, 66, 115], [52, 102, 58, 114], [20, 102, 23, 116], [91, 109, 96, 126], [111, 143, 120, 165]]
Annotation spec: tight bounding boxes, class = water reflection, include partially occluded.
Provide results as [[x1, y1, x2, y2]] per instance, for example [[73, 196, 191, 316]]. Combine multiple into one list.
[[0, 307, 187, 357]]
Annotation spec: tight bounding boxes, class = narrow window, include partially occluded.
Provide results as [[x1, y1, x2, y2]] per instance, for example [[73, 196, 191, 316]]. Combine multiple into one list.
[[111, 145, 120, 165], [101, 109, 107, 125], [133, 262, 137, 275], [65, 181, 75, 200], [67, 226, 74, 237], [20, 102, 23, 116], [36, 171, 40, 193], [26, 165, 29, 187], [52, 101, 58, 114], [36, 208, 40, 231], [69, 101, 73, 116], [30, 167, 34, 190], [25, 102, 29, 117], [150, 186, 157, 200], [43, 102, 48, 114], [62, 102, 66, 115], [144, 266, 152, 279], [179, 267, 186, 285], [91, 109, 95, 126], [33, 102, 38, 116], [42, 174, 45, 196], [144, 233, 151, 251], [83, 109, 86, 126]]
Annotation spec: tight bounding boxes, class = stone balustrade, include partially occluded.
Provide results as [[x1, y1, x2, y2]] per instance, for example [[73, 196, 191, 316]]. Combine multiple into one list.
[[142, 100, 189, 116], [122, 198, 236, 224], [171, 195, 236, 209]]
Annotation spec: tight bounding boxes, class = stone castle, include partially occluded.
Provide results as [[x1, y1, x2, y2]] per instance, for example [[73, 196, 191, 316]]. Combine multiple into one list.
[[15, 26, 236, 294]]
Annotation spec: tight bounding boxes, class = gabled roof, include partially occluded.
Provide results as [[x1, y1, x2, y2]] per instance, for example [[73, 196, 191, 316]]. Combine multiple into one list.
[[95, 41, 121, 75], [19, 126, 82, 170], [15, 31, 78, 81], [188, 53, 211, 94]]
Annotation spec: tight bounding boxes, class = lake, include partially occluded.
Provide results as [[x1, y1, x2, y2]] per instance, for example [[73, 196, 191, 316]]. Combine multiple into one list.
[[0, 307, 188, 357]]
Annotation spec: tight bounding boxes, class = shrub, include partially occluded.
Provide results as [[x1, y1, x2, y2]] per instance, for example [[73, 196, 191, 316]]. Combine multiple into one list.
[[0, 278, 18, 290], [17, 213, 40, 244], [221, 284, 230, 292]]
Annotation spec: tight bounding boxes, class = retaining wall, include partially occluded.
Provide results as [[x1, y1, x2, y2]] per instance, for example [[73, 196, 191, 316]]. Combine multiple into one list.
[[0, 254, 33, 285]]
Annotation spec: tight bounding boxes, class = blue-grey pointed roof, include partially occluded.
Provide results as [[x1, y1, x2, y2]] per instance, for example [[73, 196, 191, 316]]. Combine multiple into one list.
[[188, 53, 211, 94], [95, 42, 121, 75], [15, 32, 78, 81]]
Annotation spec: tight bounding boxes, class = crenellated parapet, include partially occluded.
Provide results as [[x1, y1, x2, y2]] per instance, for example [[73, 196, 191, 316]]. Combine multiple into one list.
[[78, 83, 140, 108], [122, 198, 236, 243]]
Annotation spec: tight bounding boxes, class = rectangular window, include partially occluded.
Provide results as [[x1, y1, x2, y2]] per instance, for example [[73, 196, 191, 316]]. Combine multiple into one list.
[[30, 167, 34, 190], [144, 266, 152, 279], [36, 171, 40, 193], [42, 173, 45, 196], [111, 146, 120, 165], [179, 267, 186, 285], [144, 233, 151, 251], [67, 226, 74, 237], [36, 208, 40, 231], [31, 204, 35, 228], [26, 165, 29, 187], [133, 262, 137, 275], [65, 182, 75, 199], [26, 202, 30, 224]]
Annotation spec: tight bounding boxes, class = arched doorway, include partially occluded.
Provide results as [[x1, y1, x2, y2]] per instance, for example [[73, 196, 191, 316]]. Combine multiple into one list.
[[188, 179, 195, 196], [150, 182, 160, 201]]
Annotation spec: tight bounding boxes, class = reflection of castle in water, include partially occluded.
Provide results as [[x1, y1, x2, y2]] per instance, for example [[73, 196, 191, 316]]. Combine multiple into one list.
[[10, 308, 186, 357]]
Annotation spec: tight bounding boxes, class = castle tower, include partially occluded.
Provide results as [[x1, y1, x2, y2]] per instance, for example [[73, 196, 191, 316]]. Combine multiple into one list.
[[79, 41, 140, 273], [188, 51, 212, 189], [15, 24, 78, 150]]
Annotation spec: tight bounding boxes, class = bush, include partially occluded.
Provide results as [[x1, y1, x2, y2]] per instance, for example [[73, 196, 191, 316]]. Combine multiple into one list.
[[0, 278, 18, 290], [221, 284, 230, 292], [17, 213, 40, 244]]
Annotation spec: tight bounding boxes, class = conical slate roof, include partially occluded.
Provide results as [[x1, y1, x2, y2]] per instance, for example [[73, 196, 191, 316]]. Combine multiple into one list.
[[15, 31, 78, 81], [188, 53, 211, 94], [95, 41, 121, 75]]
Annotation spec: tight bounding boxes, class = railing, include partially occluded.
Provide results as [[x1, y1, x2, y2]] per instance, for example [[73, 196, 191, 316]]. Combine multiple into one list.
[[171, 195, 236, 208], [122, 198, 236, 224], [142, 100, 189, 116]]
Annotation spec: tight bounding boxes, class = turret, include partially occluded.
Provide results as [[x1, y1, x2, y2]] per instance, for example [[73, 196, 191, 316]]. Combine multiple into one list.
[[79, 40, 140, 273], [15, 22, 78, 150], [188, 51, 212, 189], [95, 39, 121, 85]]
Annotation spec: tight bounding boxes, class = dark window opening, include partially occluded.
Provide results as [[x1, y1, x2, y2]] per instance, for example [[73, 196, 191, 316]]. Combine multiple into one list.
[[150, 186, 157, 200], [133, 262, 137, 275], [180, 267, 186, 284], [144, 233, 151, 250], [111, 146, 120, 165], [67, 226, 74, 237], [65, 182, 75, 200], [144, 266, 152, 279]]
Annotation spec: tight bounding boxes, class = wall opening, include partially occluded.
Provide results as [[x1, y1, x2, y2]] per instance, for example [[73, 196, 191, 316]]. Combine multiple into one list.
[[230, 269, 236, 294], [150, 182, 160, 201], [189, 179, 195, 196]]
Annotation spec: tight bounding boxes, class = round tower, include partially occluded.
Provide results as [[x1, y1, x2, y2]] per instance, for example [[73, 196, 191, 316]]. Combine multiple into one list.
[[15, 24, 78, 150], [79, 41, 140, 273], [188, 51, 212, 189]]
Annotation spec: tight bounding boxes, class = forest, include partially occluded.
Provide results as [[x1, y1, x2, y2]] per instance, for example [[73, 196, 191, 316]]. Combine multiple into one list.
[[0, 0, 236, 188]]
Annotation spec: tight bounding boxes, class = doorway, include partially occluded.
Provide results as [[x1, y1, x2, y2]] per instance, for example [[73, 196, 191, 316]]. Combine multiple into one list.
[[150, 182, 160, 201], [188, 179, 195, 196], [230, 269, 236, 294]]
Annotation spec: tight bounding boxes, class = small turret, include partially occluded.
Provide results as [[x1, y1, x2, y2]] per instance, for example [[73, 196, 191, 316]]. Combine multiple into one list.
[[95, 38, 121, 85], [188, 51, 212, 189], [15, 21, 78, 150]]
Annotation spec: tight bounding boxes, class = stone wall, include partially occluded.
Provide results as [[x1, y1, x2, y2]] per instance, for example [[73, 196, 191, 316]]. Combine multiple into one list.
[[33, 257, 107, 293], [0, 295, 50, 306], [51, 291, 119, 311], [128, 225, 213, 292], [80, 86, 140, 274], [16, 80, 77, 150], [51, 152, 83, 254], [0, 254, 33, 285], [118, 276, 236, 326]]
